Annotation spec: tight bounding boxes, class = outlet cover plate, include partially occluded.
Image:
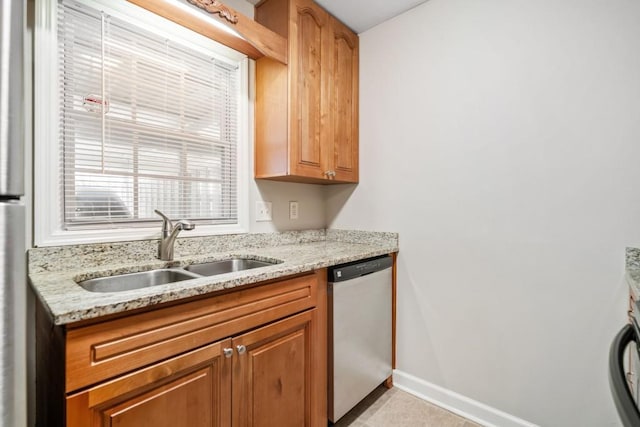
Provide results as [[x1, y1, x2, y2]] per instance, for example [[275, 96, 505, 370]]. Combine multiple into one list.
[[289, 201, 299, 220], [256, 201, 272, 222]]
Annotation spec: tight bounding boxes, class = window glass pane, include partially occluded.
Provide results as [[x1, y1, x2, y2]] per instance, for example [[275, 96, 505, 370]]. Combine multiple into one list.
[[58, 0, 240, 229]]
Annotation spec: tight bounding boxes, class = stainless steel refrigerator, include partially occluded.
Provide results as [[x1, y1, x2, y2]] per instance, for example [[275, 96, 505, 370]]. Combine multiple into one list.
[[0, 0, 26, 426]]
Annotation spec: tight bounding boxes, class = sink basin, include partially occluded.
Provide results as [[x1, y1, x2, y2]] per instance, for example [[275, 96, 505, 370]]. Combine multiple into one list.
[[78, 269, 201, 293], [77, 258, 282, 293], [184, 258, 280, 276]]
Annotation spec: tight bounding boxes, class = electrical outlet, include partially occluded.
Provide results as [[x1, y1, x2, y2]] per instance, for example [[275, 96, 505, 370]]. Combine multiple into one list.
[[289, 201, 299, 220], [256, 201, 272, 221]]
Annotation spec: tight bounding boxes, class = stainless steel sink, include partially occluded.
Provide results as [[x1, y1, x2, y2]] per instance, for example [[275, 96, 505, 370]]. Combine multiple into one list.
[[77, 258, 282, 293], [78, 268, 201, 293], [184, 258, 280, 276]]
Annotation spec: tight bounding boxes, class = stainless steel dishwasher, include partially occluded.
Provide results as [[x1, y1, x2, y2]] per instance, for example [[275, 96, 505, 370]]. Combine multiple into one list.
[[328, 255, 393, 423]]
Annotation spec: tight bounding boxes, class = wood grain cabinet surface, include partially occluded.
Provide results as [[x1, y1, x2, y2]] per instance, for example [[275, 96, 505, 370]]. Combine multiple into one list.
[[67, 339, 232, 427], [255, 0, 359, 184], [37, 271, 328, 427], [232, 310, 315, 427]]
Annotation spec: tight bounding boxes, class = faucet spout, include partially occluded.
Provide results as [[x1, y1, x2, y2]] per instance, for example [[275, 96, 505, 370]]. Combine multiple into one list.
[[154, 210, 195, 261]]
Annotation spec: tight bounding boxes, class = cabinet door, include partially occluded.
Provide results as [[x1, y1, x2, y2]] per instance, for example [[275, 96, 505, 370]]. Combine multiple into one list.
[[288, 0, 331, 180], [66, 340, 232, 427], [232, 310, 315, 427], [328, 17, 359, 183]]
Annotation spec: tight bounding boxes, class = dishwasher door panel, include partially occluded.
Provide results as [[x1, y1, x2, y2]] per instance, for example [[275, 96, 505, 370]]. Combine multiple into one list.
[[329, 267, 392, 422]]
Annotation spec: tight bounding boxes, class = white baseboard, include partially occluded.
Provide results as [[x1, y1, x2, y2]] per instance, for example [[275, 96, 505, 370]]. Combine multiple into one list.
[[393, 370, 539, 427]]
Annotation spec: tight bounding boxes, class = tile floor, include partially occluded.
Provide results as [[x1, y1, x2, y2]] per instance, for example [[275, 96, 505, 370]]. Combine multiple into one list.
[[331, 386, 482, 427]]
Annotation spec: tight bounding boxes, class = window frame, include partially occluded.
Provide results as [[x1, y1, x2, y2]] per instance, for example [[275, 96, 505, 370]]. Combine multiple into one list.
[[34, 0, 250, 246]]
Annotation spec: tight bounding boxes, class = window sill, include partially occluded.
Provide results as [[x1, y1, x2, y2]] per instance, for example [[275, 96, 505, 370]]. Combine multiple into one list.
[[34, 223, 249, 247]]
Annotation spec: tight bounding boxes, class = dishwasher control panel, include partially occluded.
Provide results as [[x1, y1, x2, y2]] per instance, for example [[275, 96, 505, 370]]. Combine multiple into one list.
[[328, 255, 393, 282]]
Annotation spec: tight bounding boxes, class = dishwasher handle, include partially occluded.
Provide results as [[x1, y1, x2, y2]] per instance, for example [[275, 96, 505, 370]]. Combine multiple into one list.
[[328, 255, 393, 282]]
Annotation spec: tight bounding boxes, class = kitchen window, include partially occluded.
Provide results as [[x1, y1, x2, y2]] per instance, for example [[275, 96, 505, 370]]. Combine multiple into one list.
[[34, 0, 249, 246]]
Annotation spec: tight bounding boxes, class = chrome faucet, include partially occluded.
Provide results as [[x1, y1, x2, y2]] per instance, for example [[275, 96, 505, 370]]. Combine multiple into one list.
[[154, 210, 195, 261]]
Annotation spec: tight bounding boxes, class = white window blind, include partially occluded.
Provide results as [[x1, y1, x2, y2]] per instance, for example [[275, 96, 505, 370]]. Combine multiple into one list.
[[57, 0, 241, 230]]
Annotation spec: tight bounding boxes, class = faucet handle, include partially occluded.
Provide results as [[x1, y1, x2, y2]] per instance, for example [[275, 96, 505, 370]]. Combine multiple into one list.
[[154, 209, 172, 233], [175, 219, 195, 231]]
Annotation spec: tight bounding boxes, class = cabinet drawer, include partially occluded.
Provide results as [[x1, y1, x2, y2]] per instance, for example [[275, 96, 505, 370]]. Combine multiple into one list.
[[66, 272, 318, 392]]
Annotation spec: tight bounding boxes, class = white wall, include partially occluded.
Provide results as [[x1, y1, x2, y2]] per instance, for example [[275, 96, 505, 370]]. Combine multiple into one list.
[[225, 0, 253, 16], [327, 0, 640, 425], [250, 180, 326, 232]]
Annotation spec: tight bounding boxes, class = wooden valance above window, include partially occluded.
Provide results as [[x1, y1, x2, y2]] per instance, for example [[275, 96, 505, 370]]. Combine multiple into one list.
[[127, 0, 288, 64]]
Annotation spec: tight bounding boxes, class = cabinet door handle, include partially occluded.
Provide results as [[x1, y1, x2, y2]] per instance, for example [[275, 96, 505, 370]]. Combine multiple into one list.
[[223, 348, 233, 358], [236, 345, 247, 354], [324, 170, 336, 178]]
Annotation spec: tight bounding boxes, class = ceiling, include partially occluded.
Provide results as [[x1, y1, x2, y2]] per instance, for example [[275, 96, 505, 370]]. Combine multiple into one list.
[[245, 0, 428, 34], [313, 0, 428, 33]]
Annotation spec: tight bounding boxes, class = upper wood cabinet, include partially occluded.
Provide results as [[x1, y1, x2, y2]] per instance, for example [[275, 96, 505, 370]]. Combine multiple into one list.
[[328, 17, 359, 183], [255, 0, 359, 184]]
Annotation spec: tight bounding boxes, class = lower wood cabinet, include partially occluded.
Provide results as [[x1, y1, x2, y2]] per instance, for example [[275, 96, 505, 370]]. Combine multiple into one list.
[[66, 310, 316, 427], [232, 310, 315, 427], [67, 339, 232, 427], [37, 271, 327, 427]]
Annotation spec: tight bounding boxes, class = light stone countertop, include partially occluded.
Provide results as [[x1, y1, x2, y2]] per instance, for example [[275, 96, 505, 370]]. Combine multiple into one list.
[[29, 229, 398, 325], [626, 247, 640, 301]]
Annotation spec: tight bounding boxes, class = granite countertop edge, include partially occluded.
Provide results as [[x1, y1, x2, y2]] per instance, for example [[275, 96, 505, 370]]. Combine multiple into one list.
[[626, 247, 640, 300], [30, 234, 398, 326]]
